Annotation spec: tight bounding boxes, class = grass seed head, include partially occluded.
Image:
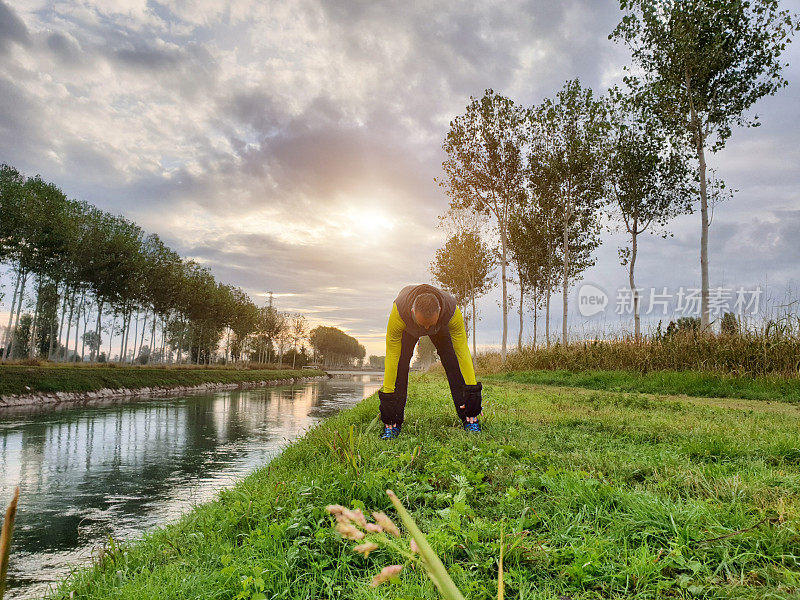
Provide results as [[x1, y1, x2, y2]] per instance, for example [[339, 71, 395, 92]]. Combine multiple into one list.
[[345, 507, 368, 528], [336, 522, 365, 540], [326, 504, 349, 522], [365, 522, 383, 533], [353, 542, 379, 557], [370, 564, 403, 587], [410, 538, 419, 553], [372, 511, 401, 537]]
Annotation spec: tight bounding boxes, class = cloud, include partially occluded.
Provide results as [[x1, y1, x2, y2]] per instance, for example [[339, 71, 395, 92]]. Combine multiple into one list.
[[0, 1, 30, 54], [0, 0, 799, 354]]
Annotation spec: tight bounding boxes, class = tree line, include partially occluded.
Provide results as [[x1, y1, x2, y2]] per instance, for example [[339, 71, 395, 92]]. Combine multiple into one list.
[[0, 166, 366, 367], [431, 0, 798, 362]]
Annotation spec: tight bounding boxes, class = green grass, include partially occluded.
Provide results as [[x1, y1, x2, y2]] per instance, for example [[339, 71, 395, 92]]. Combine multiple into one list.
[[49, 373, 800, 599], [485, 369, 800, 403], [0, 366, 324, 396]]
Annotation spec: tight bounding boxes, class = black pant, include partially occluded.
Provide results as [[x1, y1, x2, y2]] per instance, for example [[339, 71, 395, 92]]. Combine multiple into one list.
[[381, 328, 468, 425]]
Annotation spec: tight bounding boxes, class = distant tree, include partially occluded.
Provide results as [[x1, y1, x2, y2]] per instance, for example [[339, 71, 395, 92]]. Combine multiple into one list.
[[369, 355, 386, 370], [508, 196, 561, 348], [720, 312, 739, 336], [607, 88, 692, 340], [257, 305, 284, 364], [528, 79, 609, 343], [668, 316, 702, 336], [309, 326, 364, 368], [0, 164, 292, 366], [612, 0, 800, 330], [289, 314, 308, 369], [82, 330, 102, 361], [136, 344, 151, 365], [438, 89, 527, 363], [284, 346, 309, 368], [413, 336, 437, 370], [356, 343, 366, 368], [10, 314, 32, 358], [430, 226, 495, 360]]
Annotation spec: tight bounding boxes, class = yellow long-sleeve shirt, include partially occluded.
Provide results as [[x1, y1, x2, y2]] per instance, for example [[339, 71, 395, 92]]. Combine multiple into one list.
[[381, 303, 476, 393]]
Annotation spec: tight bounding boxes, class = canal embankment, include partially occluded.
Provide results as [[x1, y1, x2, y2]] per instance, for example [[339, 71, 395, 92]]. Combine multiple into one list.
[[0, 366, 327, 408], [48, 371, 800, 599]]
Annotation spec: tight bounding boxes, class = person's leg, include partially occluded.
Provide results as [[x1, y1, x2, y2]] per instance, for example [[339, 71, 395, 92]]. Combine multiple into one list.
[[378, 330, 418, 430], [429, 329, 470, 422]]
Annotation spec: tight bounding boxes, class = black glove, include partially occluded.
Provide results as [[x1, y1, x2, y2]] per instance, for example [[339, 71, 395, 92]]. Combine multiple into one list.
[[379, 390, 407, 427], [462, 382, 482, 419]]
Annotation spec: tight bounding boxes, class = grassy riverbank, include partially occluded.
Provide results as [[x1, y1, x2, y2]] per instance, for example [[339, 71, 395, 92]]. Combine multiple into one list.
[[484, 369, 800, 403], [0, 365, 324, 396], [50, 372, 800, 599]]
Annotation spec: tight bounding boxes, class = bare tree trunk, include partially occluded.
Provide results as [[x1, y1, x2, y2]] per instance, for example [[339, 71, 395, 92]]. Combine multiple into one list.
[[9, 271, 28, 359], [159, 317, 165, 362], [176, 318, 184, 364], [149, 314, 157, 363], [2, 269, 21, 359], [500, 226, 508, 362], [196, 322, 203, 365], [137, 309, 149, 360], [562, 204, 571, 345], [63, 289, 76, 362], [518, 280, 524, 351], [121, 309, 132, 363], [53, 283, 69, 361], [118, 311, 127, 363], [686, 70, 710, 331], [131, 311, 141, 363], [108, 314, 116, 360], [28, 279, 42, 358], [91, 300, 103, 361], [630, 228, 640, 342], [80, 302, 90, 361], [74, 292, 85, 362], [697, 140, 710, 331], [545, 289, 551, 348], [533, 295, 538, 347]]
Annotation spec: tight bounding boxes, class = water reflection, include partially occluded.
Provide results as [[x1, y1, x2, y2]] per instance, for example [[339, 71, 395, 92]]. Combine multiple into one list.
[[0, 373, 382, 599]]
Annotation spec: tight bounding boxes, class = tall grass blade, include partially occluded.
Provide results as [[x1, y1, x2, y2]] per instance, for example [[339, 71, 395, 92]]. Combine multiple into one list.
[[498, 523, 504, 600], [0, 487, 20, 600], [386, 490, 466, 600]]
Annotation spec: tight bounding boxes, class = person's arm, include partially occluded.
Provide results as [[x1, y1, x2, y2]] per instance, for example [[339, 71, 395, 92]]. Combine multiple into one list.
[[381, 303, 406, 393], [447, 306, 477, 385]]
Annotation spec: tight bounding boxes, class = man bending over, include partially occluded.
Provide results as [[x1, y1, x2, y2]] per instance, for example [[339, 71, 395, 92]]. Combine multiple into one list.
[[378, 283, 483, 440]]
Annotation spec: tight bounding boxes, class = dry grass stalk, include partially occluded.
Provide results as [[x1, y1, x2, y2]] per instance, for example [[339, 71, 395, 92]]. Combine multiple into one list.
[[0, 487, 20, 600]]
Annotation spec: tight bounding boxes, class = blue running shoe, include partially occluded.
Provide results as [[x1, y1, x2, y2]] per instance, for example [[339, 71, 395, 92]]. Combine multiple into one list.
[[381, 425, 401, 440], [463, 420, 482, 433]]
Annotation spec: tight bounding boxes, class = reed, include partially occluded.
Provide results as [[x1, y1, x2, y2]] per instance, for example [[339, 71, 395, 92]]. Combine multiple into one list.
[[478, 327, 800, 378], [0, 487, 20, 600]]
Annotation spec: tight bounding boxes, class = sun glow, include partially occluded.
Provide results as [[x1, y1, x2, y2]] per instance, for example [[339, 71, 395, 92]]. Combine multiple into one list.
[[342, 207, 395, 239]]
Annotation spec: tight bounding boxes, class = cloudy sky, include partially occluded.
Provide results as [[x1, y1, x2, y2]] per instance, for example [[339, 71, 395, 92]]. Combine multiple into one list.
[[1, 0, 799, 356]]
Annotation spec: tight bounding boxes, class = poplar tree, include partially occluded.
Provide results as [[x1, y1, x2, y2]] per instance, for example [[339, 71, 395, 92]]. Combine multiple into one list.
[[607, 89, 692, 340], [430, 230, 495, 359], [438, 89, 527, 363], [611, 0, 799, 329], [528, 79, 609, 344]]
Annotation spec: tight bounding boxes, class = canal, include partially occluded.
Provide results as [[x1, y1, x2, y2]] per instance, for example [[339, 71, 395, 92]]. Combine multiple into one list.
[[0, 372, 382, 599]]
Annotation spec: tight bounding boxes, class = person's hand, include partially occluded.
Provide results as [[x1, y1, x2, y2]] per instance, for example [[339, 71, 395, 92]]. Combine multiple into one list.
[[459, 404, 478, 423]]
